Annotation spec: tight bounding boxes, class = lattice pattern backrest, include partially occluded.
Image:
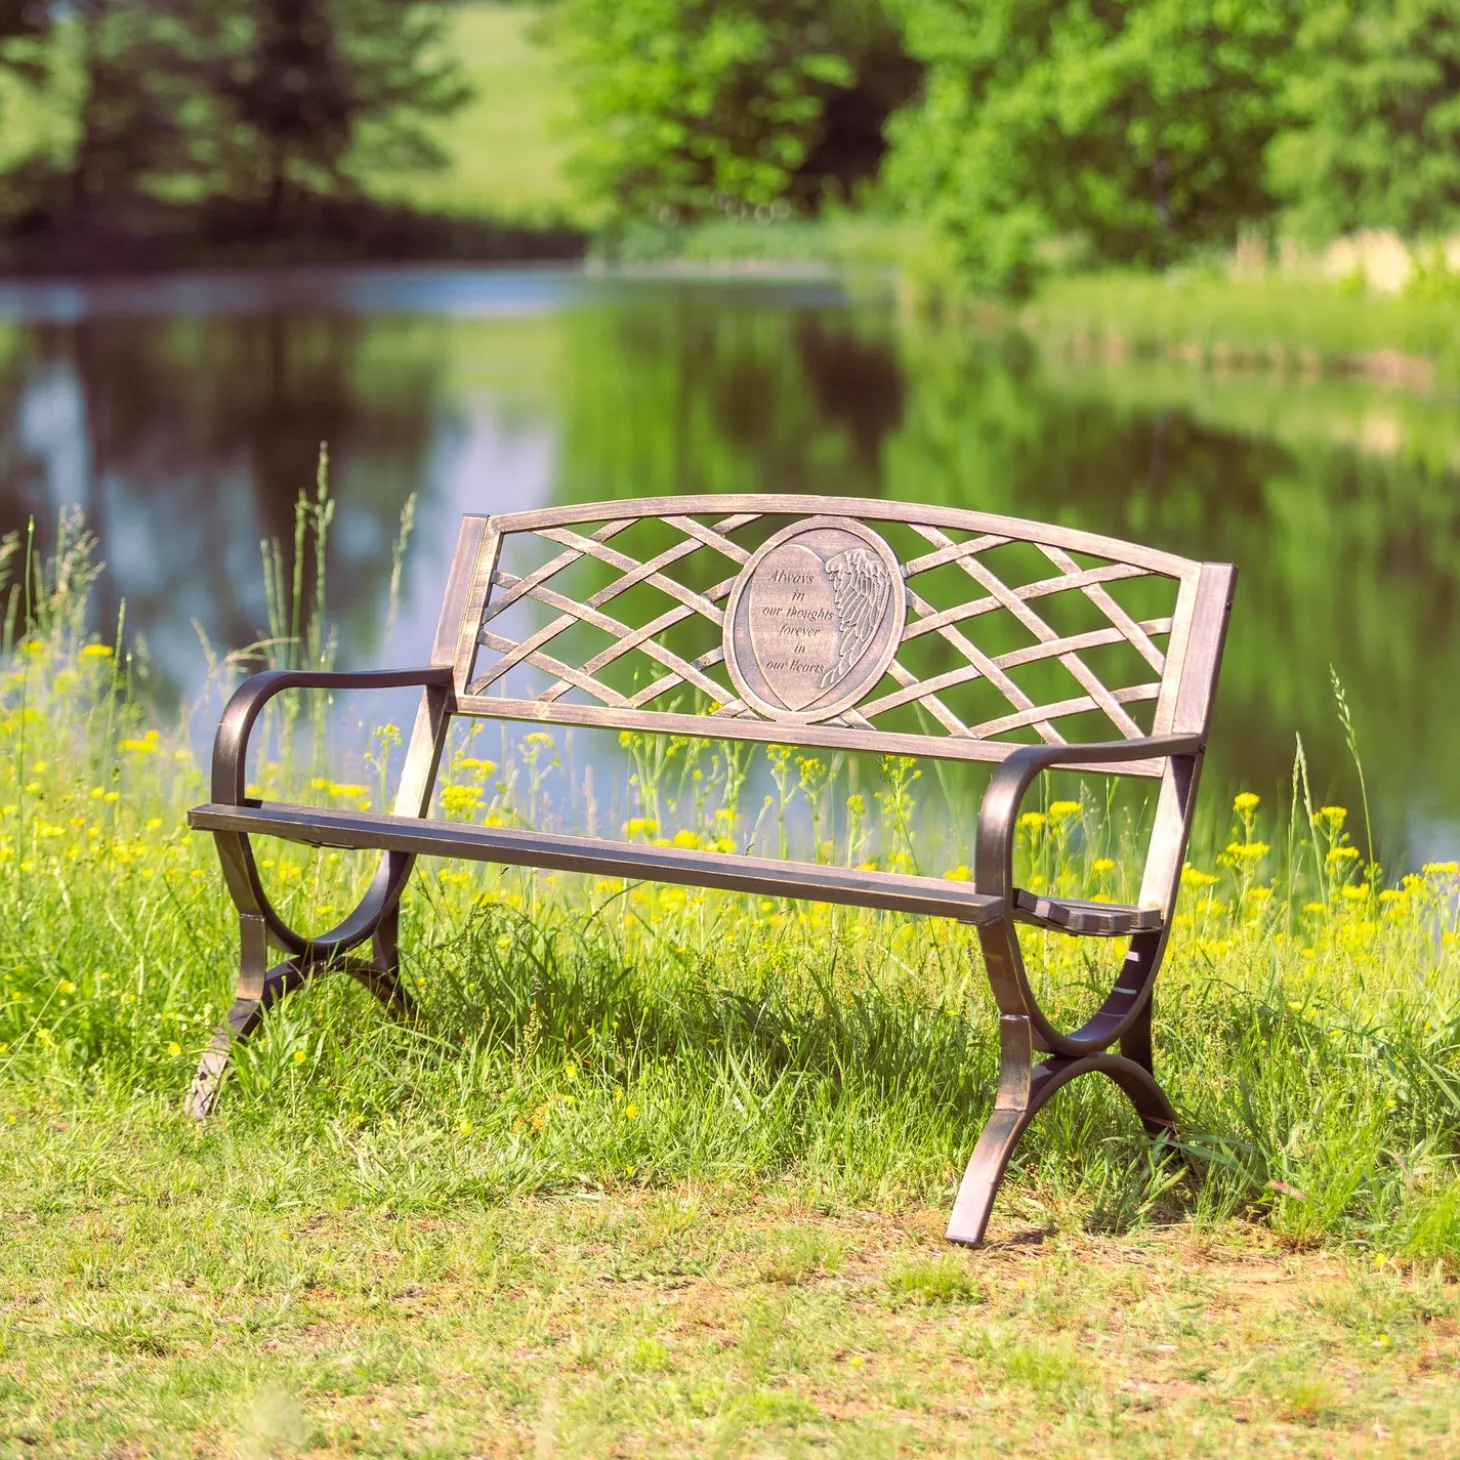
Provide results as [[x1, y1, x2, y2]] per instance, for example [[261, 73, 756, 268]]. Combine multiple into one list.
[[449, 497, 1217, 773]]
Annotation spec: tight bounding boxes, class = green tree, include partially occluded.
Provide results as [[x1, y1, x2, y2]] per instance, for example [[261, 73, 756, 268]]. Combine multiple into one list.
[[206, 0, 471, 226], [882, 0, 1300, 294], [66, 1, 206, 216], [1267, 0, 1460, 239], [553, 0, 919, 222]]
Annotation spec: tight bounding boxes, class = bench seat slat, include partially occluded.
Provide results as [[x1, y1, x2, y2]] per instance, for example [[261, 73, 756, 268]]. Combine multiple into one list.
[[1012, 889, 1163, 937], [189, 802, 1006, 924]]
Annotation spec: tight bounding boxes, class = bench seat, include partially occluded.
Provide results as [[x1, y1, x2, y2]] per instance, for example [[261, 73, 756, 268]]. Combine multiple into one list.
[[189, 800, 1163, 936]]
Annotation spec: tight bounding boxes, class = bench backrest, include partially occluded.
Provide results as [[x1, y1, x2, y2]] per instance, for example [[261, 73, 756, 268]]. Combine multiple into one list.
[[429, 497, 1234, 778]]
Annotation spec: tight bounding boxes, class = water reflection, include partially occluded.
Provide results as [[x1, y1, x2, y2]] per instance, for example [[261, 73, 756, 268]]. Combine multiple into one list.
[[0, 266, 1456, 862]]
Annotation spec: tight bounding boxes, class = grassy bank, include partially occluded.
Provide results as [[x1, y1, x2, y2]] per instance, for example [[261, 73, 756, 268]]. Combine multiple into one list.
[[1020, 270, 1460, 391], [1, 514, 1458, 1451]]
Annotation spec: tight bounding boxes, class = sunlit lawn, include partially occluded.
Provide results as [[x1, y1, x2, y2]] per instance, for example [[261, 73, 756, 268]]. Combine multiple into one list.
[[7, 1135, 1458, 1456]]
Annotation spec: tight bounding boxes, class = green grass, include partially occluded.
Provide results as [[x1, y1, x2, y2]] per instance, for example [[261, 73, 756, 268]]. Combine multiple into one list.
[[1020, 269, 1460, 388], [1, 509, 1459, 1451]]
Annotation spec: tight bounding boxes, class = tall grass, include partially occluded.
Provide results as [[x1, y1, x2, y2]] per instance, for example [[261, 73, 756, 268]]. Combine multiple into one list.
[[1, 501, 1458, 1268]]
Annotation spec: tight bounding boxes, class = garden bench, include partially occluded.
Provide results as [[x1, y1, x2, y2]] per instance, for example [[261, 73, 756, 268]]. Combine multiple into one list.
[[188, 496, 1235, 1246]]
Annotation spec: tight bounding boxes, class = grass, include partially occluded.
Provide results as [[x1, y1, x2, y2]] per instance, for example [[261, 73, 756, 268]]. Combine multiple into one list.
[[1, 503, 1459, 1452], [1019, 269, 1460, 389], [6, 1168, 1458, 1455]]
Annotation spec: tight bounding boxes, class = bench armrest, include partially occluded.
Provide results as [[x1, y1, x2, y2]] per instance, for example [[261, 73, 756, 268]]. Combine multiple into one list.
[[974, 735, 1203, 902], [211, 667, 455, 804]]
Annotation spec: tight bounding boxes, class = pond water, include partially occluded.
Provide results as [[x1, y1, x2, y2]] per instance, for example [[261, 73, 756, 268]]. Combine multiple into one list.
[[0, 264, 1457, 867]]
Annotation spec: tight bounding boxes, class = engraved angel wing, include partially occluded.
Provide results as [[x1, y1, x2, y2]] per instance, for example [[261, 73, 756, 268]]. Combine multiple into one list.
[[820, 548, 893, 691]]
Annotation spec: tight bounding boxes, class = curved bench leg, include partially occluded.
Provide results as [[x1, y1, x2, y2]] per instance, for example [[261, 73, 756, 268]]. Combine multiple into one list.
[[188, 906, 415, 1121], [945, 1014, 1177, 1247]]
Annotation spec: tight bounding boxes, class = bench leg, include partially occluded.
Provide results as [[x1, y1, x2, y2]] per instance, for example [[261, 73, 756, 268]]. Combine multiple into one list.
[[188, 907, 415, 1121], [945, 1006, 1177, 1247]]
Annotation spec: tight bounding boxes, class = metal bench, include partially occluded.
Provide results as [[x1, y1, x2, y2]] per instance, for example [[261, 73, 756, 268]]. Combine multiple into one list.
[[188, 496, 1235, 1245]]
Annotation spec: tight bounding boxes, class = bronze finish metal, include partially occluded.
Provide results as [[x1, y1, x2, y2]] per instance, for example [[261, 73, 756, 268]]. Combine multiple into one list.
[[723, 516, 906, 723], [187, 498, 1236, 1246]]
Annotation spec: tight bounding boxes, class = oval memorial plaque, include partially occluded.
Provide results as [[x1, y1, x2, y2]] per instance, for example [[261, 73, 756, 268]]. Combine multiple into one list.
[[723, 517, 906, 723]]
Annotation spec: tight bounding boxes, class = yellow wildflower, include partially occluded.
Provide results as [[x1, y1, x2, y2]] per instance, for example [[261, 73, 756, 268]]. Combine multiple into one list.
[[79, 643, 113, 660], [1049, 800, 1082, 819], [1233, 792, 1260, 812], [1091, 857, 1116, 874], [167, 1041, 182, 1058]]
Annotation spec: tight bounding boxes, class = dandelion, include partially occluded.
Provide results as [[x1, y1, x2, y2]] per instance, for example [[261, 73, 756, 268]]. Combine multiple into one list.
[[624, 1102, 639, 1120], [293, 1049, 308, 1065], [167, 1041, 182, 1058], [1233, 792, 1260, 812]]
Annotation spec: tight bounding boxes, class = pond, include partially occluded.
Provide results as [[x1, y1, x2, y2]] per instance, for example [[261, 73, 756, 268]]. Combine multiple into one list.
[[0, 264, 1456, 867]]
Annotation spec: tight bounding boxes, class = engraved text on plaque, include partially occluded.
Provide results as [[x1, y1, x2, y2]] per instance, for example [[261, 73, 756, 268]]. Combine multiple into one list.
[[723, 518, 905, 723]]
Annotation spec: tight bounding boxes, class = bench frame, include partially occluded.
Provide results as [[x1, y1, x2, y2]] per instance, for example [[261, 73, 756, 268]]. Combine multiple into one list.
[[189, 496, 1235, 1246]]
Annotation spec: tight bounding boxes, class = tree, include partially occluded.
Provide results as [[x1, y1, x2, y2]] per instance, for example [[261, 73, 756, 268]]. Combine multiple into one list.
[[66, 1, 206, 216], [553, 0, 920, 222], [881, 0, 1301, 294], [205, 0, 470, 226], [1267, 0, 1460, 240]]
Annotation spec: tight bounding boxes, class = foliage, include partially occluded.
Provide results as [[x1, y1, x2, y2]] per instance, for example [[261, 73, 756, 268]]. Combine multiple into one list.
[[880, 0, 1300, 295], [1268, 0, 1460, 241], [203, 0, 472, 221], [552, 0, 919, 224], [0, 0, 471, 230]]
